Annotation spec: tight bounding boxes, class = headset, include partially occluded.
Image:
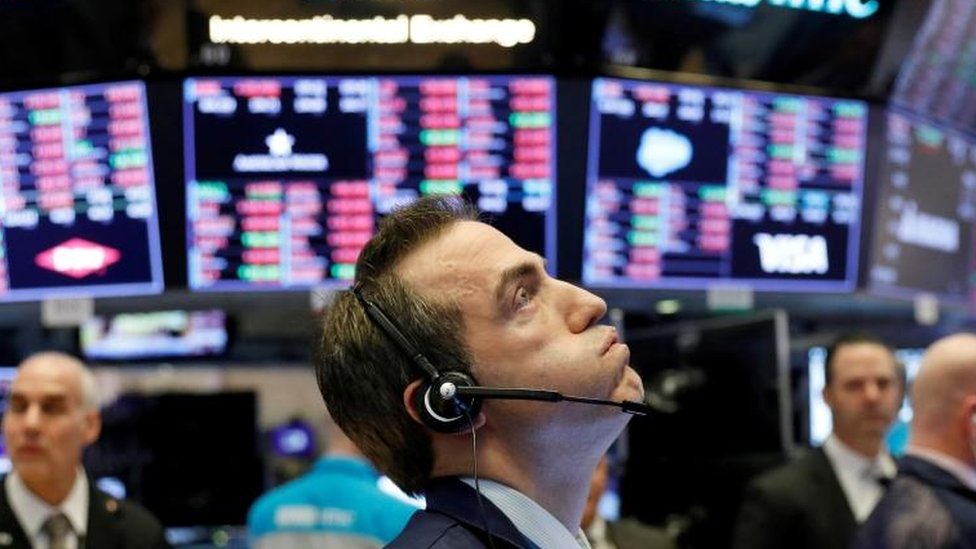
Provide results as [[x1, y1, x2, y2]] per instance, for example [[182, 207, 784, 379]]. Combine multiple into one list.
[[351, 284, 650, 433]]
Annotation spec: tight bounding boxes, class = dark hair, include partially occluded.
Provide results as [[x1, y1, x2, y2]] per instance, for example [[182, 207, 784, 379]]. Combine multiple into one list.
[[823, 332, 901, 387], [314, 196, 479, 494]]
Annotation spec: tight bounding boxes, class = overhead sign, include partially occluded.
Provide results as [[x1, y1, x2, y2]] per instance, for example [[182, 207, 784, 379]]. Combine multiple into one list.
[[209, 14, 536, 47], [682, 0, 879, 19]]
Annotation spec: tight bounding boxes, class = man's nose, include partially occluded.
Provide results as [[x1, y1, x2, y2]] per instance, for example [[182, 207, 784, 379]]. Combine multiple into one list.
[[563, 282, 607, 333], [23, 405, 42, 429]]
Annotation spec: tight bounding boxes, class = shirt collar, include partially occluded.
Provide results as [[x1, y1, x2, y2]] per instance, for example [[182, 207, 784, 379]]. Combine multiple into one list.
[[6, 468, 89, 538], [905, 446, 976, 491], [824, 434, 896, 479], [460, 478, 590, 549]]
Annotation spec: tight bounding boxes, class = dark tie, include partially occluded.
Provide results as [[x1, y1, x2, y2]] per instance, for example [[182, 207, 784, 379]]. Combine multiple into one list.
[[41, 513, 72, 549]]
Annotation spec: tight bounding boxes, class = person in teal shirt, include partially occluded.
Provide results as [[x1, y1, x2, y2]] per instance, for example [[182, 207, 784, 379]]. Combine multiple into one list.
[[248, 417, 420, 548]]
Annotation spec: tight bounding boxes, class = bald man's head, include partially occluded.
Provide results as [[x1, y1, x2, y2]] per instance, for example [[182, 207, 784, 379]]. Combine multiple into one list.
[[2, 351, 101, 504], [910, 334, 976, 461], [17, 352, 99, 410]]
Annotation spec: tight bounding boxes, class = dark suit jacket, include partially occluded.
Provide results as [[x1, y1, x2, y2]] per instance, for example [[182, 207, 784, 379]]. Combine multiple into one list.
[[386, 477, 538, 549], [852, 455, 976, 549], [731, 447, 857, 549], [0, 475, 170, 549]]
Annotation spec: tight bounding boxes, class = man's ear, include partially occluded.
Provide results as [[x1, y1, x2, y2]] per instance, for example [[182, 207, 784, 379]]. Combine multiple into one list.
[[83, 409, 101, 446], [822, 384, 834, 410], [402, 379, 427, 426], [402, 379, 487, 434]]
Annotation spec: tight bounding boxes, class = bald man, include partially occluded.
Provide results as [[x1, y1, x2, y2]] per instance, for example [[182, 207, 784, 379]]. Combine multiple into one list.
[[0, 352, 170, 548], [853, 333, 976, 548]]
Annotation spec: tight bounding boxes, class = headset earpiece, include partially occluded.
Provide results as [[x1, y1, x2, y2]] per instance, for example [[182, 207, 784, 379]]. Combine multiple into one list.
[[414, 370, 483, 433]]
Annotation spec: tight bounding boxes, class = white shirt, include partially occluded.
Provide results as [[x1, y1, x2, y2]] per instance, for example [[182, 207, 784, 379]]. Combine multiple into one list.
[[460, 478, 592, 549], [905, 446, 976, 492], [5, 469, 89, 549], [822, 435, 896, 522]]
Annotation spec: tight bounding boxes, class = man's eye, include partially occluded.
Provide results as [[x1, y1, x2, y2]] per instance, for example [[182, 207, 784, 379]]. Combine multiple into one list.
[[514, 287, 533, 309]]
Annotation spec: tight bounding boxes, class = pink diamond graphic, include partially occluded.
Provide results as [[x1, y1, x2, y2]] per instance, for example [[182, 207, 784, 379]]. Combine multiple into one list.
[[35, 238, 122, 278]]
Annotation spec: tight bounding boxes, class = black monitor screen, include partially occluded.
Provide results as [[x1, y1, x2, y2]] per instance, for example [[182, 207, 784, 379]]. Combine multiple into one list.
[[867, 109, 976, 301], [86, 391, 263, 527], [620, 310, 791, 547], [583, 78, 866, 291], [183, 75, 556, 291], [0, 80, 163, 301]]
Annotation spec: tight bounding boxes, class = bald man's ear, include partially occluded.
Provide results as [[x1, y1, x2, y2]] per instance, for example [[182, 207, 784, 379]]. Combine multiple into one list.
[[402, 379, 486, 434], [83, 409, 101, 446]]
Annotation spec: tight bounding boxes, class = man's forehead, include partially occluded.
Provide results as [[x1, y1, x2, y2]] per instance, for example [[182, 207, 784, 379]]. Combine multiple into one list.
[[13, 361, 82, 395], [397, 221, 517, 292], [833, 344, 896, 375]]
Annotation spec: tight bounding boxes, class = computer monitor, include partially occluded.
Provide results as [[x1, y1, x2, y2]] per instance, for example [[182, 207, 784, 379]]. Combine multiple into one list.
[[620, 310, 792, 547], [866, 108, 976, 302], [0, 366, 17, 475], [79, 309, 229, 362], [891, 0, 976, 134], [183, 75, 557, 291], [0, 80, 164, 301], [583, 77, 867, 291], [807, 346, 923, 455], [87, 391, 263, 527]]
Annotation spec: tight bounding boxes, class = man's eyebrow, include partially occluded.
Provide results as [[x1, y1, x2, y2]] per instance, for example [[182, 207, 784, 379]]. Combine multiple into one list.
[[8, 391, 67, 401], [493, 254, 547, 305]]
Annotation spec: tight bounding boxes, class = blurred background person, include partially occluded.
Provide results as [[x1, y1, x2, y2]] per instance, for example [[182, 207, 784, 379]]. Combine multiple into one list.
[[582, 455, 675, 549], [247, 413, 419, 548], [732, 333, 903, 549], [0, 351, 169, 548], [854, 333, 976, 548]]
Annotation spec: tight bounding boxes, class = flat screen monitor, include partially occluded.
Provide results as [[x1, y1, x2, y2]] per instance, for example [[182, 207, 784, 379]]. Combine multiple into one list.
[[183, 75, 556, 291], [891, 0, 976, 134], [0, 80, 164, 301], [620, 310, 792, 547], [87, 391, 263, 527], [0, 366, 17, 475], [866, 109, 976, 302], [807, 346, 922, 456], [79, 309, 228, 362], [583, 77, 867, 291]]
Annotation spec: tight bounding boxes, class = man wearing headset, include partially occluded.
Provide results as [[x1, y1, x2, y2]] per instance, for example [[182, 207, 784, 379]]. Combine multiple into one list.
[[315, 196, 645, 548], [853, 333, 976, 548]]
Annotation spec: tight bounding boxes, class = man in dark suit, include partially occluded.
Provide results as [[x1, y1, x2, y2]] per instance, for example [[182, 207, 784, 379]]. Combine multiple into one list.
[[854, 333, 976, 549], [0, 351, 169, 548], [315, 197, 646, 548], [731, 333, 903, 549]]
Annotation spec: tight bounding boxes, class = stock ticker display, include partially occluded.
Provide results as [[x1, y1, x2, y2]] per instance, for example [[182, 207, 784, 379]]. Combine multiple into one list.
[[891, 0, 976, 134], [583, 78, 866, 291], [184, 75, 556, 291], [867, 110, 976, 301], [0, 81, 163, 301]]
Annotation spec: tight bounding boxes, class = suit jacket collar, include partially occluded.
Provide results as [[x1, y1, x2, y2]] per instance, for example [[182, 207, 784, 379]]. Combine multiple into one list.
[[900, 455, 976, 504], [425, 477, 538, 549], [810, 447, 858, 529], [0, 476, 34, 548], [85, 482, 134, 549], [0, 474, 128, 549]]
